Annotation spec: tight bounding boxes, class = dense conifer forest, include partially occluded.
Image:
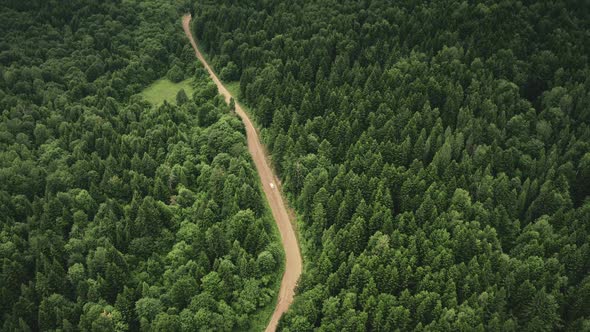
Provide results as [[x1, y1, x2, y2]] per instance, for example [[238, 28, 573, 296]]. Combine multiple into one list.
[[0, 1, 282, 330], [192, 0, 590, 330], [2, 0, 590, 331]]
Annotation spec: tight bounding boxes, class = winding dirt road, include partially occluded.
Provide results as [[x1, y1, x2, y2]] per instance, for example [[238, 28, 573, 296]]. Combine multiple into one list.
[[182, 14, 302, 332]]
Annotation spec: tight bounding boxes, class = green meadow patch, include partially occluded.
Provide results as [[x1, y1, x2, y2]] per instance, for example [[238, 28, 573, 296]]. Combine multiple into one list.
[[140, 78, 194, 105]]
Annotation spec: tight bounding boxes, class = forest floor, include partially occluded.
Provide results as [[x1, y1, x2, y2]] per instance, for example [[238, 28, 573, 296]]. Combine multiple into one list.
[[182, 14, 302, 332]]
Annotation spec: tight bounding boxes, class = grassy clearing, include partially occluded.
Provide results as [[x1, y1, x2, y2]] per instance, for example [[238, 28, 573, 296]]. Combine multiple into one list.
[[139, 78, 194, 106], [225, 81, 241, 99]]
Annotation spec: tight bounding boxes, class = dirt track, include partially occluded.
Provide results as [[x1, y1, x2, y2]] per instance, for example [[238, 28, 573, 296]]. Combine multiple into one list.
[[182, 14, 302, 332]]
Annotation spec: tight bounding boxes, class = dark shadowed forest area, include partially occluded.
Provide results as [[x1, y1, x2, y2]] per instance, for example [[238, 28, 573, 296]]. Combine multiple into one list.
[[192, 0, 590, 330]]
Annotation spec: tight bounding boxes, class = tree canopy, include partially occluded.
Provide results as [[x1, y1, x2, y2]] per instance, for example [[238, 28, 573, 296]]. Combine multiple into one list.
[[0, 1, 282, 331], [192, 0, 590, 330]]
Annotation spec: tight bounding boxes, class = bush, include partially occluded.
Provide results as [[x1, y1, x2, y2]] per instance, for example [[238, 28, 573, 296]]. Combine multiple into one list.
[[176, 88, 188, 105], [167, 65, 184, 83], [220, 61, 239, 81]]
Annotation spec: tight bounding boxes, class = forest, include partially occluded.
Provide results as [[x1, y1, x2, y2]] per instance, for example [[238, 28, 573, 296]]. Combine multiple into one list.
[[0, 0, 282, 331], [191, 0, 590, 330], [2, 0, 590, 331]]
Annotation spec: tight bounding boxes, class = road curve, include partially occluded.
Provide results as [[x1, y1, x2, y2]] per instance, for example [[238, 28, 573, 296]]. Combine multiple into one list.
[[182, 14, 302, 332]]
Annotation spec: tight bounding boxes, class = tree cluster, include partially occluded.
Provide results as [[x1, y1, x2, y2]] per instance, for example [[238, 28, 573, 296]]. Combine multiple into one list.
[[0, 1, 282, 331], [192, 0, 590, 330]]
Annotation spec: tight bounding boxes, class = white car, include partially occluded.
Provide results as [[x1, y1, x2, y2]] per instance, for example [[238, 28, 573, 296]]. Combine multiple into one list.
[[270, 183, 275, 189]]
